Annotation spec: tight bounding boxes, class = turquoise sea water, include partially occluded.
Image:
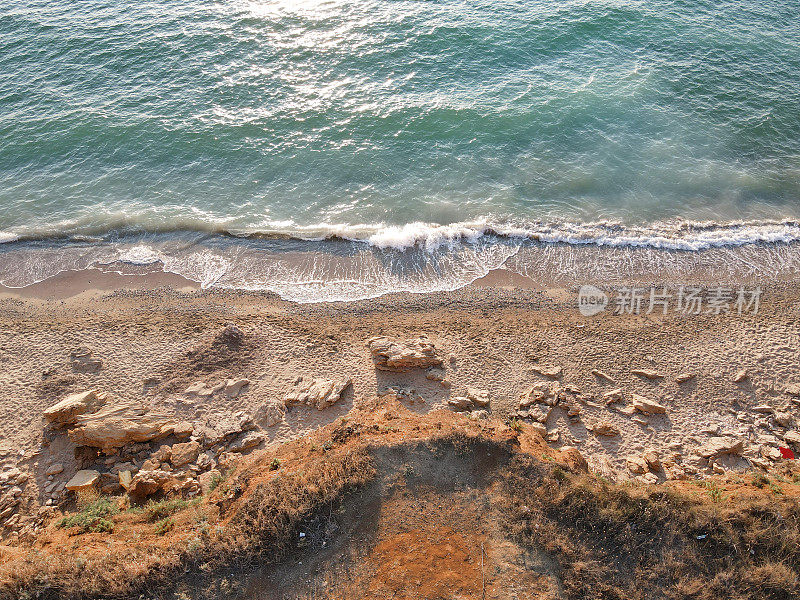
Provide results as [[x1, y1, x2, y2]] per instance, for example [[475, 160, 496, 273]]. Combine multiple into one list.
[[2, 0, 800, 299]]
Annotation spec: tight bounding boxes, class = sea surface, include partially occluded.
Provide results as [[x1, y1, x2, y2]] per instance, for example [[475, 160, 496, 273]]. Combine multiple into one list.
[[2, 0, 800, 300]]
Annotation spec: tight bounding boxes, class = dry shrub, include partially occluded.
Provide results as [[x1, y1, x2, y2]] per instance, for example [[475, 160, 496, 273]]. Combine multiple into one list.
[[0, 445, 374, 600], [499, 454, 800, 600]]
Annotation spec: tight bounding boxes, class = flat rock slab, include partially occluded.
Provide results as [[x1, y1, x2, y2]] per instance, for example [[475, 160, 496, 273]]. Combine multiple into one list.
[[68, 401, 178, 451], [285, 376, 352, 410], [366, 336, 442, 371], [65, 470, 100, 492], [698, 437, 744, 459], [44, 390, 106, 427]]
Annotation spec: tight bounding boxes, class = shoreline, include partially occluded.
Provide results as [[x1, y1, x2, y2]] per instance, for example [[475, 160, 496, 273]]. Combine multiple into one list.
[[2, 237, 800, 302]]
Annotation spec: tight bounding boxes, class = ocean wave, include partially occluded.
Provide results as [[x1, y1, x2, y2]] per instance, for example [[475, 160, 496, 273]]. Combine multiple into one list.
[[2, 219, 800, 302], [4, 217, 800, 253]]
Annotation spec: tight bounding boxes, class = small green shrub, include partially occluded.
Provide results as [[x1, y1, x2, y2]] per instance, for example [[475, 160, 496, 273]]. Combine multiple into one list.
[[143, 498, 198, 522], [56, 497, 118, 533], [154, 517, 175, 535]]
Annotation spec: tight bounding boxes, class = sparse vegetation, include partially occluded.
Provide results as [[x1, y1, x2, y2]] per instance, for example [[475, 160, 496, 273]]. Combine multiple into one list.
[[56, 497, 118, 534], [154, 517, 175, 535], [143, 497, 201, 522]]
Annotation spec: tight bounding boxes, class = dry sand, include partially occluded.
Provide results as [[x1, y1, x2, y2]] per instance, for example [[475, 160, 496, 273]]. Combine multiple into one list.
[[0, 266, 799, 526]]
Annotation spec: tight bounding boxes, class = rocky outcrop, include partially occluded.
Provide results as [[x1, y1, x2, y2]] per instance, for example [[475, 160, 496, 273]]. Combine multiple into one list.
[[366, 336, 442, 371], [43, 390, 107, 427], [698, 436, 744, 459], [170, 441, 200, 467], [67, 401, 178, 451], [285, 376, 352, 410], [127, 470, 175, 498]]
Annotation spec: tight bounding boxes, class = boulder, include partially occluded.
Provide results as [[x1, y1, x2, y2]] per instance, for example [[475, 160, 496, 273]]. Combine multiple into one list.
[[285, 376, 351, 410], [643, 449, 661, 471], [631, 395, 667, 415], [43, 390, 106, 427], [760, 445, 782, 461], [447, 396, 473, 411], [65, 470, 100, 492], [366, 336, 442, 371], [558, 446, 588, 472], [626, 456, 649, 474], [591, 422, 620, 436], [170, 441, 201, 468], [733, 369, 748, 383], [198, 469, 221, 495], [128, 470, 175, 498], [774, 412, 793, 428], [466, 388, 490, 408], [67, 401, 178, 451], [697, 436, 744, 459], [228, 431, 265, 453]]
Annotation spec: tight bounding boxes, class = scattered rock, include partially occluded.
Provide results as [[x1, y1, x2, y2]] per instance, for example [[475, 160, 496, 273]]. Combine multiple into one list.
[[733, 369, 748, 383], [675, 372, 697, 383], [466, 387, 490, 408], [783, 431, 800, 446], [171, 441, 201, 468], [366, 336, 442, 371], [591, 369, 615, 383], [760, 445, 782, 461], [631, 394, 667, 415], [545, 429, 560, 443], [43, 390, 106, 427], [64, 470, 100, 492], [532, 365, 562, 378], [447, 396, 473, 411], [626, 455, 649, 474], [228, 431, 265, 453], [697, 436, 744, 459], [643, 449, 661, 471], [218, 323, 244, 345], [70, 347, 102, 373], [602, 388, 624, 405], [529, 422, 547, 437], [591, 422, 620, 436], [224, 378, 250, 398], [425, 367, 446, 382], [285, 376, 352, 410], [632, 369, 663, 380], [774, 412, 793, 428], [752, 404, 774, 414], [257, 402, 285, 427], [45, 464, 64, 476], [519, 382, 559, 408], [558, 446, 588, 472]]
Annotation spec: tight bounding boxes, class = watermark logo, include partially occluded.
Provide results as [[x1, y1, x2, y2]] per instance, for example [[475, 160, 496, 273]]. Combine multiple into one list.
[[578, 284, 609, 316], [577, 285, 761, 317]]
